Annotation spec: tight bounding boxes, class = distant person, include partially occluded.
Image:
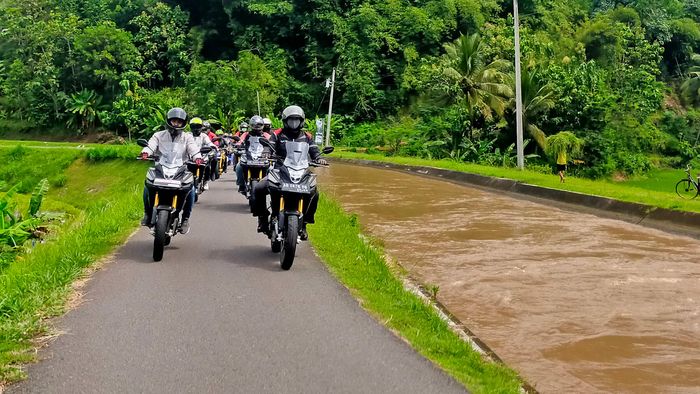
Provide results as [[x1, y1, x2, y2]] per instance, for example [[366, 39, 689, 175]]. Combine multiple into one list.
[[557, 150, 567, 183]]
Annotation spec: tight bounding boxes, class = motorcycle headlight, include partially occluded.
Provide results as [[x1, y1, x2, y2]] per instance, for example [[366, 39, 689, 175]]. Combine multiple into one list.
[[289, 168, 305, 183]]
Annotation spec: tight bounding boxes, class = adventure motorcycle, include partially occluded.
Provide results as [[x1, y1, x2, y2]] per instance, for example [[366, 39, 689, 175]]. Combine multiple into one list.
[[190, 153, 210, 202], [137, 139, 212, 261], [260, 139, 333, 270], [238, 136, 271, 212]]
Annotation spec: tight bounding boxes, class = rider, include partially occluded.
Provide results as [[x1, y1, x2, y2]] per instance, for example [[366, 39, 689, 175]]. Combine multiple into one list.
[[262, 117, 272, 134], [204, 121, 220, 181], [189, 117, 216, 188], [252, 105, 327, 240], [211, 120, 229, 174], [235, 115, 272, 193], [140, 108, 203, 234]]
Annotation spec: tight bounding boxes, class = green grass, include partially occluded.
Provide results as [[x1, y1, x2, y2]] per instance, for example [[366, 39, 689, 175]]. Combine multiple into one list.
[[308, 196, 524, 393], [0, 140, 101, 148], [334, 151, 700, 214], [0, 144, 145, 383]]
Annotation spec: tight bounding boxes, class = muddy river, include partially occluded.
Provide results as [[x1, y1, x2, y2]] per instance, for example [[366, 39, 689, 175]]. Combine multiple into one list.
[[316, 163, 700, 393]]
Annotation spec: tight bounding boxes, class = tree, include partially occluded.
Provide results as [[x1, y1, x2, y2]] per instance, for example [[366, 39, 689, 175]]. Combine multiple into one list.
[[185, 53, 279, 117], [71, 21, 141, 96], [519, 68, 555, 151], [439, 33, 512, 147], [129, 2, 193, 87], [681, 54, 700, 107]]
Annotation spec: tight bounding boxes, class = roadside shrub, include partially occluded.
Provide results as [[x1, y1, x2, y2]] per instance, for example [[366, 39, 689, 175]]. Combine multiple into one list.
[[85, 145, 140, 162]]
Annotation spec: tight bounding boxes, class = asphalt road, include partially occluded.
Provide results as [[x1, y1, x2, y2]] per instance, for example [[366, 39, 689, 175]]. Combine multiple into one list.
[[9, 172, 465, 394]]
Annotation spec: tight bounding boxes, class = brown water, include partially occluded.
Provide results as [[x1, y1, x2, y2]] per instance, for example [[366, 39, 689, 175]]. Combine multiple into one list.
[[316, 163, 700, 393]]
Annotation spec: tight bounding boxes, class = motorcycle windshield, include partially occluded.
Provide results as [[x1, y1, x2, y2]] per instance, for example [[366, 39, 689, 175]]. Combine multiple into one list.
[[158, 143, 185, 177], [283, 141, 309, 171], [247, 137, 265, 160]]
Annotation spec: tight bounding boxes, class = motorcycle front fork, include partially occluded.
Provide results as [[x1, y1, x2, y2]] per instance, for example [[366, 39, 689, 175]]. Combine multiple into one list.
[[272, 197, 304, 242]]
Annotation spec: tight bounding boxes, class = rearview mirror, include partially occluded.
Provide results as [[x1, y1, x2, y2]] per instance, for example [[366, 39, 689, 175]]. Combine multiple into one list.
[[200, 146, 213, 154], [232, 135, 241, 142], [136, 138, 148, 148], [322, 146, 335, 154]]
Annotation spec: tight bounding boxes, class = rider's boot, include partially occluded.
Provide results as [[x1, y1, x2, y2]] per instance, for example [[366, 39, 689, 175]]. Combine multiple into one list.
[[179, 217, 191, 234], [141, 214, 152, 227], [257, 215, 269, 234], [299, 222, 308, 241]]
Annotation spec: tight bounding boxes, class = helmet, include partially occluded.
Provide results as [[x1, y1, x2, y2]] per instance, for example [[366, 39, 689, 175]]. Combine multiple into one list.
[[203, 121, 211, 132], [210, 120, 222, 131], [166, 107, 187, 136], [189, 117, 203, 136], [262, 117, 272, 132], [249, 115, 264, 135], [239, 122, 249, 132], [282, 105, 305, 131]]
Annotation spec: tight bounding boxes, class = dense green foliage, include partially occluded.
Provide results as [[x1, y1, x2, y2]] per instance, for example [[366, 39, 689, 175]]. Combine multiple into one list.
[[1, 0, 700, 175]]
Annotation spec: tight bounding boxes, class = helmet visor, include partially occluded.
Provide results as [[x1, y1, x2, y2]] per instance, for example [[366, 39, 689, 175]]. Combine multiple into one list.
[[169, 118, 186, 129], [286, 118, 303, 130]]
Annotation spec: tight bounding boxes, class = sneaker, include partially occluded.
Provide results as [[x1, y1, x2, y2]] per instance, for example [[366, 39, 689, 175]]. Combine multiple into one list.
[[179, 218, 191, 234], [257, 216, 269, 234], [203, 183, 210, 191], [299, 222, 308, 241], [140, 215, 152, 227], [238, 184, 246, 194]]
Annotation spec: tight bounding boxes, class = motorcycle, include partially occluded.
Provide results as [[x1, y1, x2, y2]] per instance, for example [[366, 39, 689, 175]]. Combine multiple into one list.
[[259, 139, 333, 270], [137, 139, 212, 261], [190, 153, 210, 202], [238, 136, 271, 212]]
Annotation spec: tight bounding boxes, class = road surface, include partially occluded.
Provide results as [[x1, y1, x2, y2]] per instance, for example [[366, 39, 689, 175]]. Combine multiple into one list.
[[9, 172, 465, 394]]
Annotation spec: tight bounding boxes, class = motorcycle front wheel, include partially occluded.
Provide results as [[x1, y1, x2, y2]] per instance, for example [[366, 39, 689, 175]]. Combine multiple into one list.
[[280, 215, 298, 270], [153, 210, 170, 261]]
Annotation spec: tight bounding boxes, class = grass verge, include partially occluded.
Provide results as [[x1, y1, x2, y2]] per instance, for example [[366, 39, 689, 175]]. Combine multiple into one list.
[[333, 151, 700, 214], [308, 195, 523, 393], [0, 147, 144, 384]]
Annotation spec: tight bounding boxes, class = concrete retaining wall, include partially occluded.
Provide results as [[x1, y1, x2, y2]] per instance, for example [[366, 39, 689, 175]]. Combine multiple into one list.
[[333, 158, 700, 239]]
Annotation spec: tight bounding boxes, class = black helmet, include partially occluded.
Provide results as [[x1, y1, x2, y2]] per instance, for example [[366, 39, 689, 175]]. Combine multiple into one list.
[[282, 105, 305, 132], [249, 115, 264, 135], [239, 122, 249, 132], [166, 107, 187, 136]]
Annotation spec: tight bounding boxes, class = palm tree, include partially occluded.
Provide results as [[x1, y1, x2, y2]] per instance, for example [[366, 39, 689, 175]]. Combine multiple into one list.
[[681, 54, 700, 108], [520, 67, 555, 151], [440, 33, 513, 148]]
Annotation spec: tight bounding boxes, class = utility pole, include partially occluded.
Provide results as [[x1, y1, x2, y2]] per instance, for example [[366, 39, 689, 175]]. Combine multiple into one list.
[[514, 0, 525, 170], [256, 91, 261, 115], [325, 67, 336, 147]]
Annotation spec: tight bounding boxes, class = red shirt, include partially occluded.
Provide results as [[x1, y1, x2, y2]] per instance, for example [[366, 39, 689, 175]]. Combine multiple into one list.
[[207, 131, 220, 147]]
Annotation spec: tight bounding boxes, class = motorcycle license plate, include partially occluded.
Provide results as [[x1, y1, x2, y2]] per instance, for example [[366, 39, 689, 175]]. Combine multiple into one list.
[[281, 183, 310, 193]]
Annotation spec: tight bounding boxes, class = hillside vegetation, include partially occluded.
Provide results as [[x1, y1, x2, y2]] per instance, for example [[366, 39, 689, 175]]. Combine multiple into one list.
[[1, 0, 700, 176]]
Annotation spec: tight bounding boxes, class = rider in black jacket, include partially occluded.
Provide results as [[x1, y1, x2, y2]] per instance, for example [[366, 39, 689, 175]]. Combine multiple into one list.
[[252, 105, 327, 240]]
